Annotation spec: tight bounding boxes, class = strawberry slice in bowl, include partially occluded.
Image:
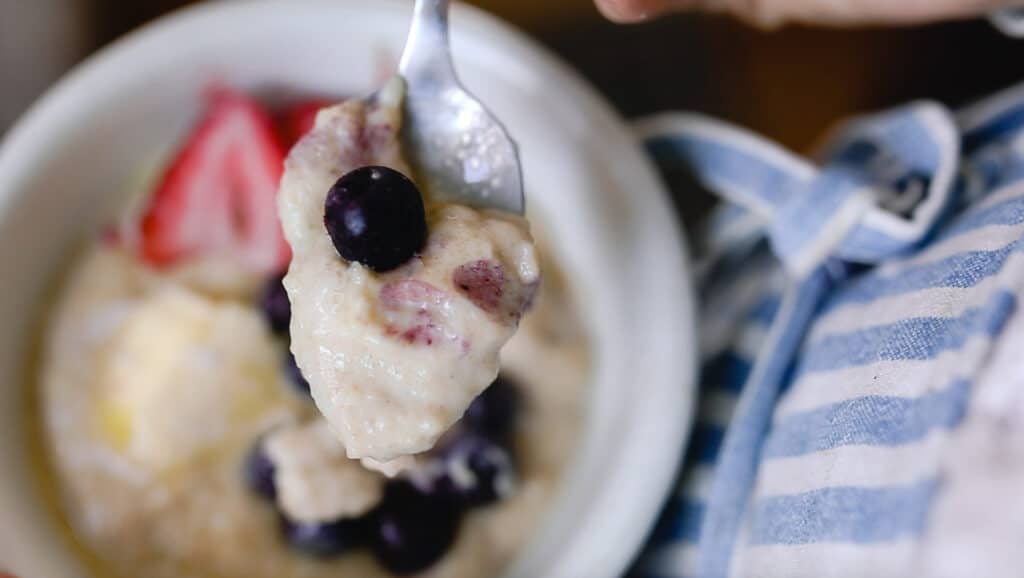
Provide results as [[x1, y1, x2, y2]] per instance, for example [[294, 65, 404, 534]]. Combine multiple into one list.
[[137, 86, 290, 275], [278, 99, 334, 148]]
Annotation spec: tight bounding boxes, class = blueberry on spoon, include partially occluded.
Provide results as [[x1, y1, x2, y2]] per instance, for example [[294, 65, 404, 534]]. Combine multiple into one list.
[[324, 166, 427, 272]]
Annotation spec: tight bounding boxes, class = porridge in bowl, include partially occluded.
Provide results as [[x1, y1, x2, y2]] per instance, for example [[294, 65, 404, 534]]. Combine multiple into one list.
[[32, 83, 589, 578]]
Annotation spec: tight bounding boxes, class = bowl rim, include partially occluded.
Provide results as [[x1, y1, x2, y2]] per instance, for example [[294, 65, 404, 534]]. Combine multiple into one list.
[[0, 1, 698, 577]]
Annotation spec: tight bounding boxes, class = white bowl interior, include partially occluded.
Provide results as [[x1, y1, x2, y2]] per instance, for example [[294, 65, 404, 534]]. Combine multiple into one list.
[[0, 1, 696, 577]]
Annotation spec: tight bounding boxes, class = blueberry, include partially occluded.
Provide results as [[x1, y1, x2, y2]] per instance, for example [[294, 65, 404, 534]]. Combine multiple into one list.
[[284, 351, 311, 397], [324, 166, 427, 272], [370, 480, 461, 574], [436, 432, 517, 508], [260, 274, 290, 335], [281, 515, 368, 558], [462, 375, 521, 440], [243, 440, 276, 501]]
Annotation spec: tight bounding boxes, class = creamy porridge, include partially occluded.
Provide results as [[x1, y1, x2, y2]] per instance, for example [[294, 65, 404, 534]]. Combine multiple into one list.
[[32, 83, 588, 578]]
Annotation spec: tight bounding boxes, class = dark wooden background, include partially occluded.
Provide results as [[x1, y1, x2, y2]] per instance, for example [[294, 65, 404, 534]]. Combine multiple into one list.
[[4, 0, 1024, 220], [79, 0, 1024, 147]]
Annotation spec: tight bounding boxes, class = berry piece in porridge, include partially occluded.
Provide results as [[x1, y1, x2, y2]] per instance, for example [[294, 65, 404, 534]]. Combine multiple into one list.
[[377, 279, 457, 347], [324, 166, 427, 272], [453, 259, 538, 321]]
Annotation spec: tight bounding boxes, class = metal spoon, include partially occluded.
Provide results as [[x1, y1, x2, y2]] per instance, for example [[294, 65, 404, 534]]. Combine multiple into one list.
[[397, 0, 524, 215]]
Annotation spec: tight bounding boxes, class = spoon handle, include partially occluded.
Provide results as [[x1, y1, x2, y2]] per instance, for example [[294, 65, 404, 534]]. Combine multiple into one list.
[[398, 0, 456, 88]]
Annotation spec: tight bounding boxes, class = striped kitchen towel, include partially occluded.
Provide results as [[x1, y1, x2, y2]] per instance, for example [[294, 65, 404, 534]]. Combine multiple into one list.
[[632, 78, 1024, 578]]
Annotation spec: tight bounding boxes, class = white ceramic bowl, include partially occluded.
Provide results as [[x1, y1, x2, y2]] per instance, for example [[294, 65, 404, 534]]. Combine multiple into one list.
[[0, 1, 696, 576]]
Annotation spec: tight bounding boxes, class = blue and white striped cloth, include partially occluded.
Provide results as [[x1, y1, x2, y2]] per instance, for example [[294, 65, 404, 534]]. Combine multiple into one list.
[[632, 78, 1024, 578]]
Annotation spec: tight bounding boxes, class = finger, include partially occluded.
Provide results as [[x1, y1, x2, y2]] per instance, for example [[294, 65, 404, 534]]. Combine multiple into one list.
[[596, 0, 1024, 26], [594, 0, 689, 23], [739, 0, 1024, 27]]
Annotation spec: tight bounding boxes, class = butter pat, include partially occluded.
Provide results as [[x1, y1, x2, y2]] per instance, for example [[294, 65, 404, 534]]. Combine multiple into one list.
[[99, 287, 284, 471]]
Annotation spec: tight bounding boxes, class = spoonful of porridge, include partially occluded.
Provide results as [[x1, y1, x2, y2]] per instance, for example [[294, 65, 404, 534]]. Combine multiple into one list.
[[276, 0, 537, 472]]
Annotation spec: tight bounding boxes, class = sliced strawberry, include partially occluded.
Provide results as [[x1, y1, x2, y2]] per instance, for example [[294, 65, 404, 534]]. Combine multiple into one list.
[[279, 99, 333, 147], [139, 86, 290, 274]]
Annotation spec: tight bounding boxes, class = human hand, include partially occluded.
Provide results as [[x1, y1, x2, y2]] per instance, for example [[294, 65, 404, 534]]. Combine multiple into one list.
[[595, 0, 1024, 27]]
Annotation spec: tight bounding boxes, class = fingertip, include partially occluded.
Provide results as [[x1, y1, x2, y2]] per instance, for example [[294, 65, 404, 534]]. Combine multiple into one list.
[[594, 0, 661, 23]]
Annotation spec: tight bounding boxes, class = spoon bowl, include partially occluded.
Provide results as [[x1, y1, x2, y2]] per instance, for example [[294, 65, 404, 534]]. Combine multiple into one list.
[[397, 0, 524, 214]]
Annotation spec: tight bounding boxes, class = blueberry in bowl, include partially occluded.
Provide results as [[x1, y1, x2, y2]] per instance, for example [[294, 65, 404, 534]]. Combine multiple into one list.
[[370, 480, 462, 575], [281, 515, 370, 559], [462, 375, 523, 442]]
